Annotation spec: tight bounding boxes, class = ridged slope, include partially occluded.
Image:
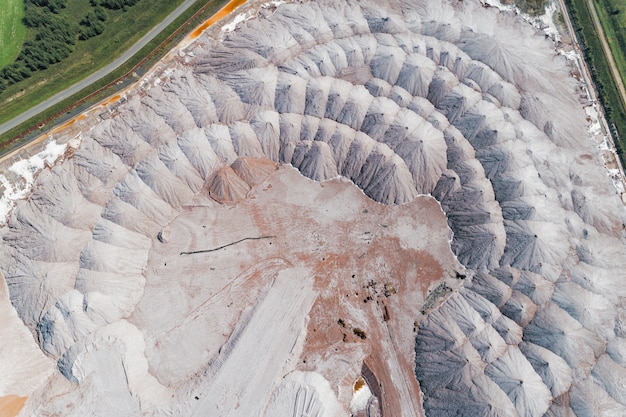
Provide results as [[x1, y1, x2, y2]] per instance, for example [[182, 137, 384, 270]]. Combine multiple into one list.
[[1, 0, 625, 415]]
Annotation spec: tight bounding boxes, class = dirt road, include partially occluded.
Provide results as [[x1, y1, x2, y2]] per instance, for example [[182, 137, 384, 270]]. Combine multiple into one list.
[[584, 0, 626, 110]]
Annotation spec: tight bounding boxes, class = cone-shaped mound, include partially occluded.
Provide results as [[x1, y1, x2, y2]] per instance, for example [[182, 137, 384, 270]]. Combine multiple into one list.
[[205, 166, 251, 203], [231, 157, 278, 186]]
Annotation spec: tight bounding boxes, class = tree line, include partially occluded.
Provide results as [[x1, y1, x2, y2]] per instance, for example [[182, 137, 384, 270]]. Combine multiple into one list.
[[0, 0, 140, 93]]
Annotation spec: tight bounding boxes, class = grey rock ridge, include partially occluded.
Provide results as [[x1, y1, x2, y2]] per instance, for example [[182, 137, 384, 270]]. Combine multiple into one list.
[[1, 0, 626, 415]]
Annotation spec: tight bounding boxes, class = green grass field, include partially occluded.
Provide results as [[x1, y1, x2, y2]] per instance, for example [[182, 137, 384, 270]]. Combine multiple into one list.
[[0, 0, 186, 125], [0, 0, 229, 150], [593, 0, 626, 92], [514, 0, 549, 16], [565, 0, 626, 161], [0, 0, 26, 69]]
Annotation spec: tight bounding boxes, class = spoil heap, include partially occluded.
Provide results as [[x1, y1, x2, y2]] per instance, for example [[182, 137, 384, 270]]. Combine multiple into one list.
[[1, 0, 626, 416]]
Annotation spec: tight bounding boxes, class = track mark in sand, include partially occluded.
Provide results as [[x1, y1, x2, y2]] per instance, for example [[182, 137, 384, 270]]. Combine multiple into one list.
[[180, 235, 276, 255]]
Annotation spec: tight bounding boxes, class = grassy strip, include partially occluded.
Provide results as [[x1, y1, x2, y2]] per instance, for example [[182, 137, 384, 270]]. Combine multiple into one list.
[[594, 0, 626, 89], [0, 0, 229, 152], [564, 0, 626, 162], [0, 0, 186, 125], [513, 0, 549, 16], [0, 0, 26, 68]]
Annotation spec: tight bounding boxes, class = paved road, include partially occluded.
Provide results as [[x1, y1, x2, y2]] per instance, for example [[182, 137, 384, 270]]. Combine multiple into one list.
[[0, 0, 199, 136]]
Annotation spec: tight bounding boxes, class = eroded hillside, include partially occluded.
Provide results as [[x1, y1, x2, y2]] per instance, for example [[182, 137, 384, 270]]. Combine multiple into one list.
[[1, 0, 626, 416]]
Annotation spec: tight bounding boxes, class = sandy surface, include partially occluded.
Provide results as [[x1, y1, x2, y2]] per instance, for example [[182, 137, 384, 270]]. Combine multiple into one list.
[[0, 273, 53, 407], [0, 396, 26, 417], [2, 0, 625, 414], [129, 161, 460, 415]]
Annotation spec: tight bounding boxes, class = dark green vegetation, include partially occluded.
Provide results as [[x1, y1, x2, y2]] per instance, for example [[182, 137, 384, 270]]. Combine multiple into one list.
[[565, 0, 626, 162], [592, 0, 626, 92], [514, 0, 549, 16], [0, 0, 187, 126], [0, 1, 77, 92], [0, 0, 228, 152], [0, 0, 26, 69], [0, 0, 143, 93]]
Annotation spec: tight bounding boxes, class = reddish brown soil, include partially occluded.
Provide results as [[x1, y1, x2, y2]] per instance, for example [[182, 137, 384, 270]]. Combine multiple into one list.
[[137, 161, 459, 415], [0, 396, 27, 417]]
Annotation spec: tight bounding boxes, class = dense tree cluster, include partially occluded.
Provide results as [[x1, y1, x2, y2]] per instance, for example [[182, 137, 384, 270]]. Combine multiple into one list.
[[79, 7, 108, 40], [0, 0, 138, 93], [91, 0, 138, 11], [25, 0, 68, 14], [21, 11, 77, 69], [0, 2, 76, 90]]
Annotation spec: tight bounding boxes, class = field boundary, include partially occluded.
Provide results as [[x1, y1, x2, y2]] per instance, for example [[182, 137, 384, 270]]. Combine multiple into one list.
[[563, 0, 626, 165], [584, 0, 626, 113], [0, 0, 25, 69], [0, 0, 231, 156]]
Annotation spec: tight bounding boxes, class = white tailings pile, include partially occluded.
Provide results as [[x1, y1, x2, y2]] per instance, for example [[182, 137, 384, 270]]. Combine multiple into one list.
[[1, 0, 625, 416]]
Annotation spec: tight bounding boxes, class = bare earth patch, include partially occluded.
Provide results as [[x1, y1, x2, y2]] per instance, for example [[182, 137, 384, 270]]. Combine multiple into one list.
[[0, 396, 26, 417], [130, 162, 461, 415]]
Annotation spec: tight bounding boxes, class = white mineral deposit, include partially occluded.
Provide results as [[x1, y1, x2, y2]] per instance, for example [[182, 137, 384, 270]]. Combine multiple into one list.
[[1, 0, 625, 416]]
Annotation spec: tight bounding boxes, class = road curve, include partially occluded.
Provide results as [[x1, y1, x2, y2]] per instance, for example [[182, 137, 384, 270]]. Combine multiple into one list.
[[0, 0, 200, 136]]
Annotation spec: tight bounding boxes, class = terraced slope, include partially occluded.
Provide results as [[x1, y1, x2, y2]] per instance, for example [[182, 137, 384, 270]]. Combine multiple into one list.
[[1, 0, 626, 416]]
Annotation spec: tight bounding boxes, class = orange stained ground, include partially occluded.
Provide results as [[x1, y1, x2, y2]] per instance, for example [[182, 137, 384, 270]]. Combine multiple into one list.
[[0, 396, 27, 417], [354, 377, 366, 392], [191, 0, 248, 39], [101, 94, 121, 107], [49, 118, 75, 135], [48, 113, 85, 136], [24, 0, 245, 147]]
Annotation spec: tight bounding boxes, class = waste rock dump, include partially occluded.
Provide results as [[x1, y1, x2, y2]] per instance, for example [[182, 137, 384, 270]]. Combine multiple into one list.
[[1, 0, 626, 416]]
